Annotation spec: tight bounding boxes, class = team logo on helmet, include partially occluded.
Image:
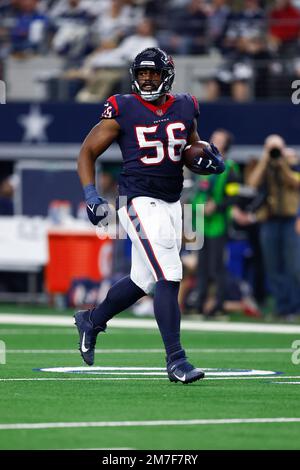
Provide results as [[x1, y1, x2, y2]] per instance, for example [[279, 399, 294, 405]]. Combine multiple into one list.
[[130, 47, 175, 102]]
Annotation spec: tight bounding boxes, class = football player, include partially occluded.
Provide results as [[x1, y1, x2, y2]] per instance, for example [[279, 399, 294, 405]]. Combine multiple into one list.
[[74, 47, 225, 384]]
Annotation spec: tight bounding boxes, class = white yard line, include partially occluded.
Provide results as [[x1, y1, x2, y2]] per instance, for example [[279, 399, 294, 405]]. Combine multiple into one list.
[[36, 367, 277, 377], [0, 418, 300, 431], [72, 448, 134, 450], [0, 378, 167, 382], [272, 382, 300, 385], [5, 348, 294, 354], [1, 376, 299, 382], [0, 329, 76, 335], [1, 314, 300, 334]]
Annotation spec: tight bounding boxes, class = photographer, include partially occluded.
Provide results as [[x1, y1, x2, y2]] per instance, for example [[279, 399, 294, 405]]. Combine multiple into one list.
[[247, 135, 300, 319], [190, 128, 240, 317]]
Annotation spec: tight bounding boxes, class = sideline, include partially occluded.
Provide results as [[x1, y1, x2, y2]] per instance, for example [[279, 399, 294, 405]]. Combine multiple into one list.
[[1, 314, 300, 334]]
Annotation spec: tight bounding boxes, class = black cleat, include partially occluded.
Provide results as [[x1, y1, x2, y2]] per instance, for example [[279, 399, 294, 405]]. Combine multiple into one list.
[[167, 357, 205, 384], [74, 309, 105, 366]]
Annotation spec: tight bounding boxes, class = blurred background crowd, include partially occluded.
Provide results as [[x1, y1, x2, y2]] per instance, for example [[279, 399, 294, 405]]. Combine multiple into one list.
[[181, 130, 300, 321], [1, 0, 300, 101], [0, 0, 300, 322]]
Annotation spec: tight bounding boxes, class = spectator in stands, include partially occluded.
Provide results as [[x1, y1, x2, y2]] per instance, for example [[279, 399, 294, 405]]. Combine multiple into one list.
[[144, 0, 169, 19], [206, 0, 232, 51], [91, 0, 144, 49], [268, 0, 300, 57], [247, 135, 300, 319], [63, 18, 158, 102], [0, 0, 19, 19], [156, 0, 207, 55], [0, 0, 19, 17], [206, 32, 272, 101], [39, 0, 57, 11], [0, 1, 19, 58], [50, 0, 94, 63], [223, 0, 266, 53], [47, 0, 101, 14], [267, 0, 300, 98], [210, 0, 267, 96], [10, 0, 49, 56], [208, 0, 265, 94]]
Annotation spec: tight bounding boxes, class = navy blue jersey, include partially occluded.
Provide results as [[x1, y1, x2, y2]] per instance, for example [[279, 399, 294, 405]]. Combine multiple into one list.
[[101, 93, 199, 203]]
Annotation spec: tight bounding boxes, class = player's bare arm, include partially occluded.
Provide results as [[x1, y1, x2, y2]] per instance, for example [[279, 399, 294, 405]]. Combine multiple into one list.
[[78, 118, 120, 187], [77, 118, 120, 226], [187, 118, 201, 145]]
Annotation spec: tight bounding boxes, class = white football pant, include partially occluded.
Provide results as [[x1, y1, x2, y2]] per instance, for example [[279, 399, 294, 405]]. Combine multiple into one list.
[[118, 196, 183, 294]]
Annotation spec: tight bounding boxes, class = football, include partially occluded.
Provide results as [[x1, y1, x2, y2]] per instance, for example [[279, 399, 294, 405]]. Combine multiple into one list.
[[182, 140, 210, 174]]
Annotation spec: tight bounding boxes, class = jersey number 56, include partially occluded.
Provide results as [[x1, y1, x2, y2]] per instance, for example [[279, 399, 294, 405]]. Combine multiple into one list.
[[135, 123, 187, 165]]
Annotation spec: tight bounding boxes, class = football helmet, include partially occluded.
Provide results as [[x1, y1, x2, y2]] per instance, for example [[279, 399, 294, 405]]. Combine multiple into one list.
[[130, 47, 175, 102]]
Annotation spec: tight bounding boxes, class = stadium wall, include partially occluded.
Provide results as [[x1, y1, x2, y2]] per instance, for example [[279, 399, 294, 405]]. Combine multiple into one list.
[[0, 102, 299, 163]]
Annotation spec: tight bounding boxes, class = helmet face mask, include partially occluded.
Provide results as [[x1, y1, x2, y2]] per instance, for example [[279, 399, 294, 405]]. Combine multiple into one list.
[[130, 48, 175, 102]]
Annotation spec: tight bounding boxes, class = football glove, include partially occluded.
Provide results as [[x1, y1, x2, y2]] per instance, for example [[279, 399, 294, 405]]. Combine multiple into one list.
[[84, 184, 110, 226], [192, 143, 225, 174]]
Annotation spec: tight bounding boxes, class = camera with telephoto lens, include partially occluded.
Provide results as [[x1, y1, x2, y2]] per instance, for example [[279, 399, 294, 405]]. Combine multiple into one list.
[[269, 147, 282, 159]]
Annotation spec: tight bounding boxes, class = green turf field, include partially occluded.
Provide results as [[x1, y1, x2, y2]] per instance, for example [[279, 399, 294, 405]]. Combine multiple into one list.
[[0, 311, 300, 450]]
